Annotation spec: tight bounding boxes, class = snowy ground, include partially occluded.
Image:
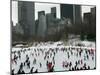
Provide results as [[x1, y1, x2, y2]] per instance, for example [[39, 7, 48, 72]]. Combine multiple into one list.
[[11, 41, 96, 74]]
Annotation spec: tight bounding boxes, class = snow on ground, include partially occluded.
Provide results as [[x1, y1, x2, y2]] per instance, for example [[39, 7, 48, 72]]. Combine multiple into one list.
[[11, 41, 96, 74], [66, 39, 95, 48]]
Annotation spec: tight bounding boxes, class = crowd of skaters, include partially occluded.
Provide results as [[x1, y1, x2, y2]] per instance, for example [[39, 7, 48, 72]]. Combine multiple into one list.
[[11, 45, 96, 75]]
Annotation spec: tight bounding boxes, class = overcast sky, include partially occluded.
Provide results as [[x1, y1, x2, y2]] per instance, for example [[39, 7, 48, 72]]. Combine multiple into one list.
[[12, 1, 95, 26], [35, 3, 60, 20]]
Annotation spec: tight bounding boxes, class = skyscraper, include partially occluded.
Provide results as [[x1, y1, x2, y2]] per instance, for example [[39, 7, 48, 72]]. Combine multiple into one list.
[[46, 13, 54, 27], [91, 7, 96, 18], [74, 5, 82, 24], [38, 11, 45, 19], [60, 4, 82, 24], [60, 4, 74, 23], [83, 12, 92, 25], [51, 7, 56, 18], [37, 11, 47, 38], [18, 1, 35, 36]]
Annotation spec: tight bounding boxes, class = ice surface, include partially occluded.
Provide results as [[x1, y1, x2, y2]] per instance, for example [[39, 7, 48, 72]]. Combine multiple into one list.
[[11, 41, 96, 74]]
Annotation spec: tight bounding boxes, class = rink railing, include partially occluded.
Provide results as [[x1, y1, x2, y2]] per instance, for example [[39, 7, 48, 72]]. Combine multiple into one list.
[[12, 45, 96, 52]]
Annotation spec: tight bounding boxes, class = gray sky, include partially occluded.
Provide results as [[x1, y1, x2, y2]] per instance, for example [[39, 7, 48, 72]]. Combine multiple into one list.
[[35, 3, 60, 20], [81, 5, 95, 17], [12, 1, 95, 26], [12, 1, 18, 25]]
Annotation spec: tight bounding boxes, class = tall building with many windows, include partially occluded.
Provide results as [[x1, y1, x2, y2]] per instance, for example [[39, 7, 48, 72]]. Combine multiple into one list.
[[37, 11, 47, 38], [74, 5, 82, 24], [60, 4, 74, 23], [51, 7, 56, 18], [60, 4, 82, 24], [18, 1, 35, 36]]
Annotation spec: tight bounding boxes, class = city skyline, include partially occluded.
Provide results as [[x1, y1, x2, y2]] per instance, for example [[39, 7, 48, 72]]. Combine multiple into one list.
[[12, 1, 95, 26]]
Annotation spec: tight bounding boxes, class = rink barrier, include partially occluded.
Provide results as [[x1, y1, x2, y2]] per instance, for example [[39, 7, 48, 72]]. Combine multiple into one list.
[[12, 45, 95, 52]]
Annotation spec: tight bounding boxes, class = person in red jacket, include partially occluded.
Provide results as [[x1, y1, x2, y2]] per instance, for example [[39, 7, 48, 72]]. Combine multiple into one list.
[[47, 62, 52, 71], [47, 63, 52, 70]]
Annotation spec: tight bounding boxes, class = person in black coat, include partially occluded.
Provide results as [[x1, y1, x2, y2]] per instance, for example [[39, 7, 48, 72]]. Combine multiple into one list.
[[30, 67, 34, 73], [34, 69, 38, 73], [17, 69, 25, 74], [27, 61, 30, 68], [11, 69, 14, 75]]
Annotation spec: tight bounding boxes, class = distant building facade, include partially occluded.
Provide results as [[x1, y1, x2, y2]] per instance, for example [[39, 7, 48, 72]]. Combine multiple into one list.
[[37, 11, 47, 38], [51, 7, 56, 18], [38, 11, 45, 19], [74, 5, 82, 24], [83, 12, 92, 25], [83, 7, 96, 25], [83, 7, 96, 35], [91, 7, 96, 16], [46, 13, 54, 27], [60, 4, 82, 24], [15, 23, 24, 34], [60, 4, 74, 23], [46, 7, 57, 27], [18, 1, 35, 36]]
